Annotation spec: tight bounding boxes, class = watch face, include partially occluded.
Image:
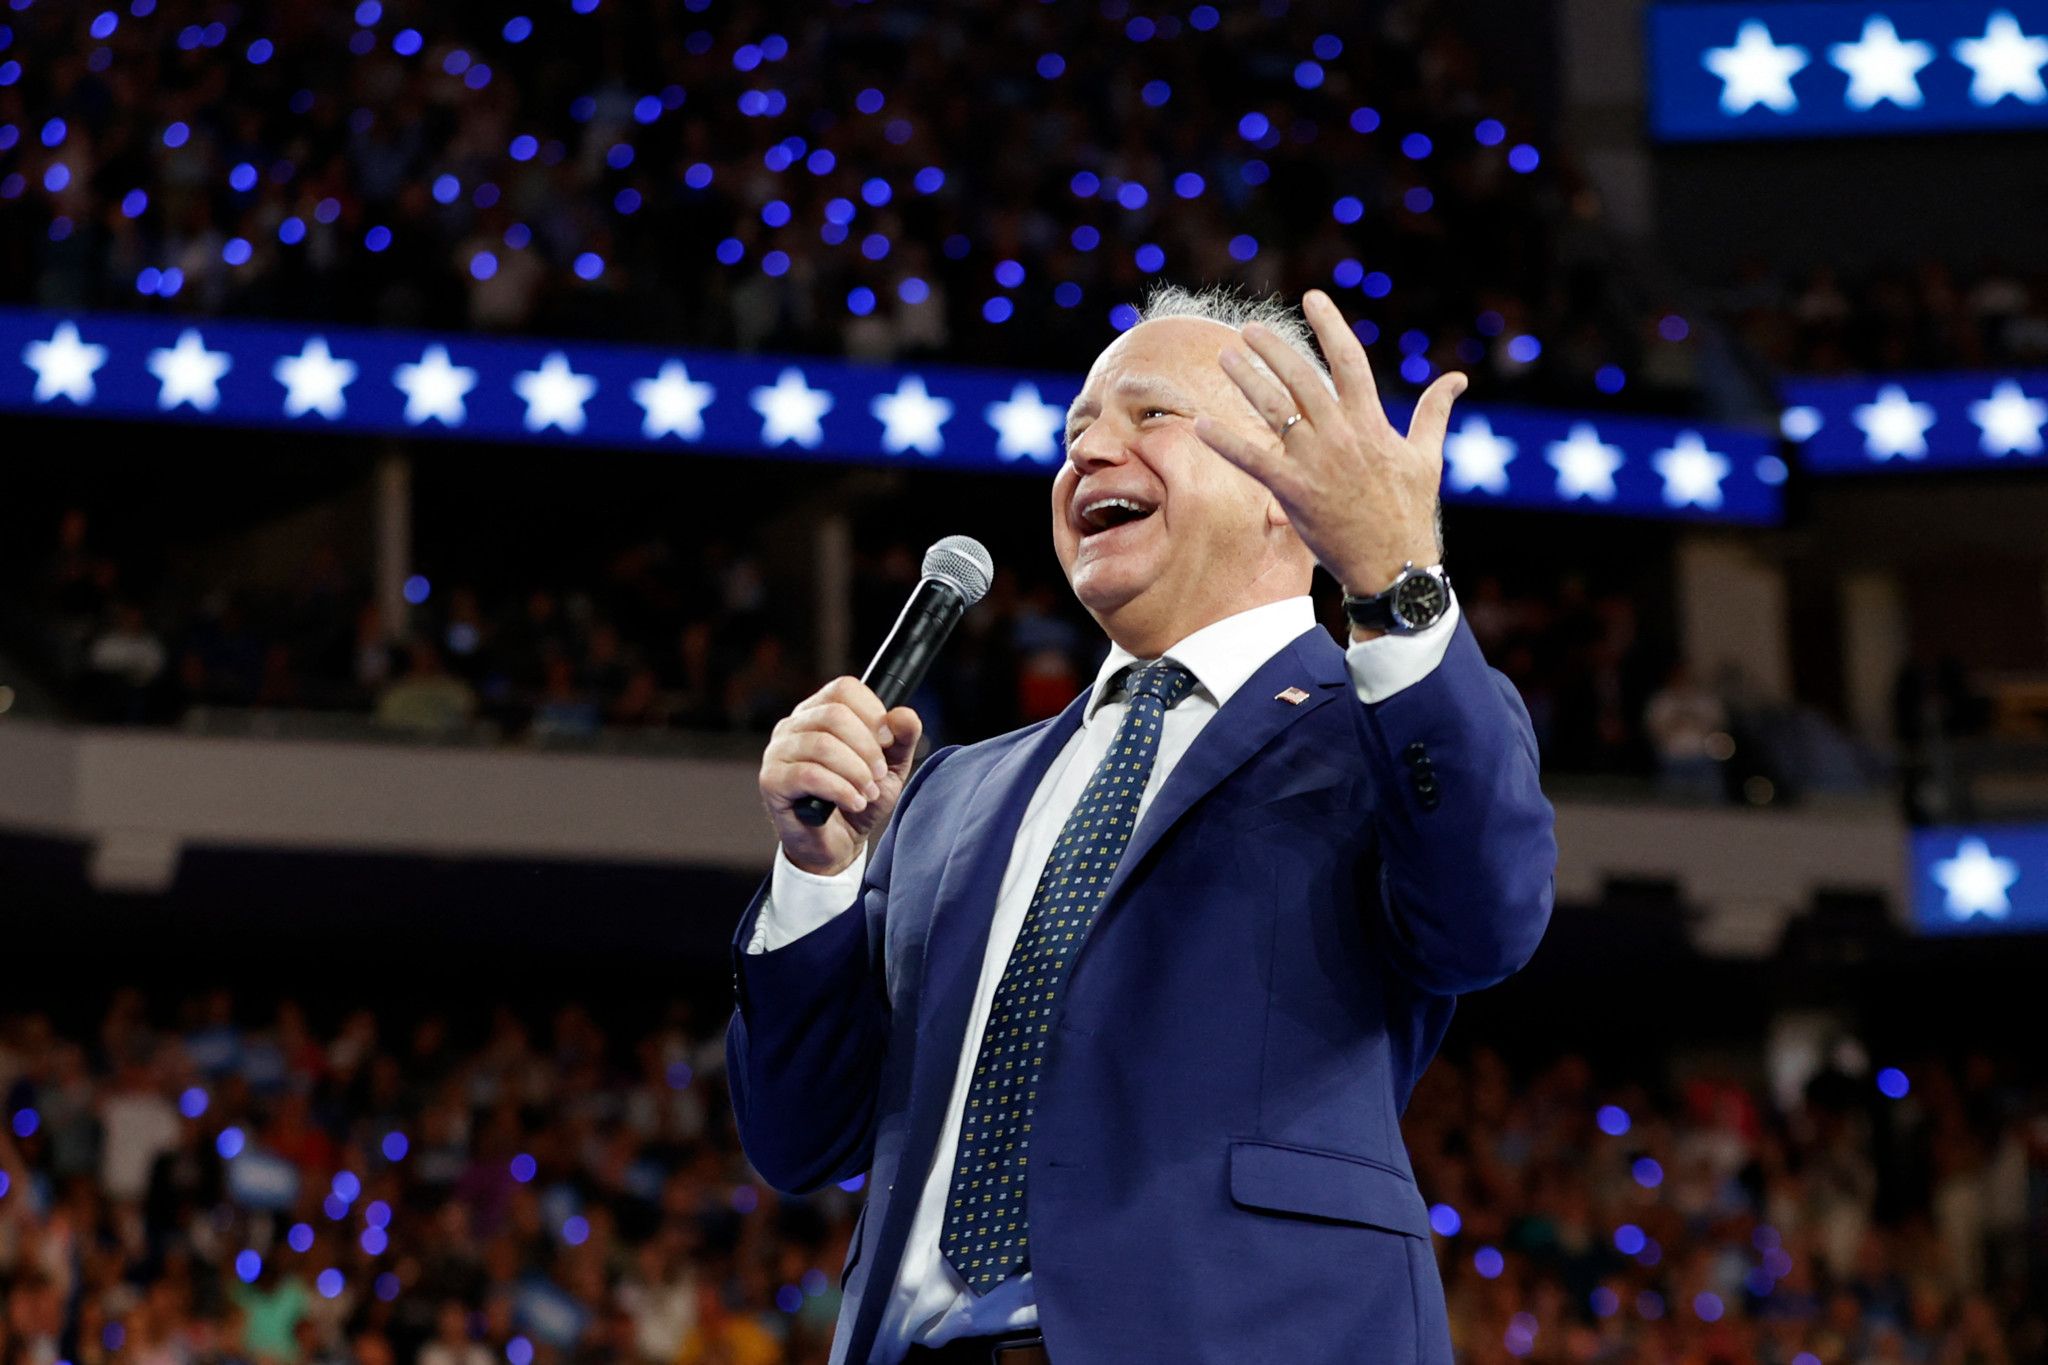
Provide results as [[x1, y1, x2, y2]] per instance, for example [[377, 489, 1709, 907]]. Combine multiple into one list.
[[1393, 572, 1447, 628]]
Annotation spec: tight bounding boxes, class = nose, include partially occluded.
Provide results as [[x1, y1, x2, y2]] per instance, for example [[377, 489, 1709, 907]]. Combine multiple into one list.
[[1065, 419, 1131, 474]]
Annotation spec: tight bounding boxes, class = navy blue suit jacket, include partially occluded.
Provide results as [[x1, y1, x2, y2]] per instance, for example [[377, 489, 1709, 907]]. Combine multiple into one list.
[[727, 614, 1556, 1364]]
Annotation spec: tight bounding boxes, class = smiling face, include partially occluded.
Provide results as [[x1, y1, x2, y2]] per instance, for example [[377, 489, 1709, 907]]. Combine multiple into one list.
[[1053, 316, 1314, 657]]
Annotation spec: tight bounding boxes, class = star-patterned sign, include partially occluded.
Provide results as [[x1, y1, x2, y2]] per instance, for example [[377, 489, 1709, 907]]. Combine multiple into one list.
[[0, 306, 1780, 522], [1653, 4, 2048, 140], [1969, 380, 2048, 455], [1931, 838, 2019, 919], [1912, 825, 2048, 934], [1790, 369, 2048, 475], [1851, 384, 1938, 460]]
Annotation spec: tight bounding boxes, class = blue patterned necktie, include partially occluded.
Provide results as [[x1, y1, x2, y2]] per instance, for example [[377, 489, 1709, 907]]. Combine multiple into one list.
[[940, 658, 1198, 1293]]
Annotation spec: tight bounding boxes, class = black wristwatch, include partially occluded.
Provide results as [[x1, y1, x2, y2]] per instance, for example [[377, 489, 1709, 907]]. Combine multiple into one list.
[[1342, 562, 1451, 635]]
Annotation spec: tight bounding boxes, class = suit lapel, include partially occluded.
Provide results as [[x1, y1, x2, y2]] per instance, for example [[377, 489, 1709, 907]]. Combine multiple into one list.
[[1098, 623, 1349, 908]]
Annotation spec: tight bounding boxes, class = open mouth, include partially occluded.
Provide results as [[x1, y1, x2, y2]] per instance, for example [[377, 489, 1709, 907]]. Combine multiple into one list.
[[1076, 495, 1159, 538]]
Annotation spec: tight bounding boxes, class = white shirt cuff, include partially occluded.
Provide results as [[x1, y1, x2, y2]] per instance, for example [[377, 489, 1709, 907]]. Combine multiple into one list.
[[1344, 590, 1461, 704], [747, 844, 871, 954]]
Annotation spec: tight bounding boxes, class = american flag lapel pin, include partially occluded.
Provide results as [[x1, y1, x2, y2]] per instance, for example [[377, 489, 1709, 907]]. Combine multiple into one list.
[[1275, 686, 1310, 705]]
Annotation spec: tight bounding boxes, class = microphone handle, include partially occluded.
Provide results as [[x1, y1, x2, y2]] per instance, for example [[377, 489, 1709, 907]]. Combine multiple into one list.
[[793, 577, 966, 827]]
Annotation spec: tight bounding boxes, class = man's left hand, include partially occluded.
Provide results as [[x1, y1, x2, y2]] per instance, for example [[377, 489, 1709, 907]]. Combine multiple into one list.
[[1193, 288, 1463, 596]]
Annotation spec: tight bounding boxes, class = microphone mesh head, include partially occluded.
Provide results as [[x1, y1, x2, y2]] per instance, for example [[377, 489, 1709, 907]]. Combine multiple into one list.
[[923, 535, 994, 606]]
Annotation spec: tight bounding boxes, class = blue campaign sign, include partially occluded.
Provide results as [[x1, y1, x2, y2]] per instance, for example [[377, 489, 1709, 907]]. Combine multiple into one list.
[[1911, 824, 2048, 935], [1649, 3, 2048, 141], [1781, 370, 2048, 473], [0, 306, 1782, 524]]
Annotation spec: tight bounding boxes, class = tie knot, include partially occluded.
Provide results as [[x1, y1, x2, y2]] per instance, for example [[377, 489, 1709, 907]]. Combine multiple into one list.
[[1122, 659, 1196, 709]]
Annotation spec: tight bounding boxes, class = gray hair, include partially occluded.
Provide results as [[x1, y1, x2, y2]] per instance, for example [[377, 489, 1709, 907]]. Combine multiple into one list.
[[1135, 282, 1339, 401]]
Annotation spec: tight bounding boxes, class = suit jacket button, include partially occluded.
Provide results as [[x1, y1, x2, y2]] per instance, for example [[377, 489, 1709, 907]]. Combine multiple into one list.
[[1415, 776, 1439, 797], [1419, 792, 1441, 810], [1402, 741, 1427, 761]]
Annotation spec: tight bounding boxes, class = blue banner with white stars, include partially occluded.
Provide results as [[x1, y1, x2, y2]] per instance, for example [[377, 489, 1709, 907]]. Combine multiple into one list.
[[1, 306, 1783, 523], [1780, 371, 2048, 473], [1912, 825, 2048, 935], [1649, 3, 2048, 141]]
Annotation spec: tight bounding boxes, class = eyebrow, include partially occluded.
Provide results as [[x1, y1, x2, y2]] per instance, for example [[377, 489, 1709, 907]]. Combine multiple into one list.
[[1064, 376, 1198, 438]]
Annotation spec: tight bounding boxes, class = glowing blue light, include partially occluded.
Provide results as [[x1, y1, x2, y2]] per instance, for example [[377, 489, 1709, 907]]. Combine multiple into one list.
[[1071, 224, 1099, 251], [571, 0, 596, 12], [1363, 271, 1393, 299], [1474, 1247, 1505, 1279], [1350, 106, 1382, 134], [685, 163, 713, 189], [0, 129, 13, 155], [855, 86, 884, 113], [1632, 1157, 1664, 1188], [1054, 282, 1082, 308], [287, 1223, 314, 1253], [365, 226, 392, 252], [565, 250, 601, 281], [562, 1216, 590, 1246], [510, 1154, 537, 1182], [775, 1284, 803, 1314], [443, 48, 469, 75], [1693, 1293, 1723, 1322], [898, 277, 929, 305], [40, 117, 64, 147], [763, 144, 792, 172], [1756, 454, 1788, 485], [1614, 1224, 1646, 1255], [1506, 335, 1542, 364], [175, 25, 201, 50], [861, 233, 891, 261], [0, 1172, 9, 1198], [1238, 112, 1270, 141], [365, 1201, 391, 1230], [1658, 314, 1690, 342], [861, 177, 892, 206], [1595, 365, 1626, 395], [1333, 195, 1363, 224], [1109, 303, 1140, 332], [1314, 33, 1343, 59], [158, 267, 184, 296], [1428, 1204, 1461, 1237], [1401, 355, 1433, 384], [1068, 171, 1100, 199], [1402, 133, 1433, 159], [1036, 52, 1065, 78], [509, 134, 537, 161], [235, 1251, 262, 1283], [761, 199, 791, 227], [91, 11, 117, 37], [1596, 1105, 1631, 1135], [360, 1227, 388, 1256], [715, 237, 744, 265], [606, 143, 634, 170], [1142, 80, 1171, 106], [222, 237, 252, 266], [229, 162, 258, 192], [994, 259, 1025, 288], [1475, 118, 1506, 146], [403, 575, 431, 604], [1877, 1067, 1910, 1099], [1476, 310, 1505, 337], [1126, 15, 1154, 40], [1793, 1355, 1821, 1365], [48, 218, 73, 243], [323, 1194, 349, 1220], [502, 222, 530, 249], [316, 1270, 343, 1300], [506, 1339, 534, 1365], [983, 297, 1013, 324], [121, 188, 147, 217], [1190, 5, 1218, 31], [901, 165, 941, 195], [354, 0, 380, 24], [391, 28, 420, 55], [614, 188, 641, 214], [1135, 244, 1164, 273], [135, 267, 161, 296], [762, 250, 790, 276], [570, 95, 597, 122], [1404, 187, 1434, 213], [216, 1127, 245, 1159], [10, 1110, 36, 1137], [1240, 159, 1269, 186], [847, 287, 876, 316], [1508, 144, 1540, 173], [0, 61, 17, 86], [503, 15, 532, 42], [375, 1274, 400, 1303], [732, 43, 761, 71], [244, 36, 273, 63], [177, 1087, 208, 1119], [42, 164, 68, 192], [1294, 61, 1324, 89], [1228, 234, 1258, 262], [1173, 172, 1204, 198], [1591, 1287, 1619, 1318]]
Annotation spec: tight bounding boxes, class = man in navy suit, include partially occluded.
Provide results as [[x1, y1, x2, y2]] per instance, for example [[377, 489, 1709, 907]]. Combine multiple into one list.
[[730, 285, 1557, 1364]]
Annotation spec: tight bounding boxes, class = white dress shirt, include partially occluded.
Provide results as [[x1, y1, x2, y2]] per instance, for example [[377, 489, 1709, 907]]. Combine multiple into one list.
[[746, 589, 1461, 1361]]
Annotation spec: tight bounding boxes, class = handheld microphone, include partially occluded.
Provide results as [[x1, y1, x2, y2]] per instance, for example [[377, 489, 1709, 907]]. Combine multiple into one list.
[[794, 535, 994, 828]]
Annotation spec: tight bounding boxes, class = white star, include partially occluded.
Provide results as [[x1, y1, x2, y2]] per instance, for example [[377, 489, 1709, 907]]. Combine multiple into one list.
[[1830, 15, 1935, 110], [21, 320, 107, 404], [749, 366, 834, 448], [1703, 20, 1811, 114], [512, 351, 598, 434], [1930, 837, 2018, 920], [984, 382, 1065, 464], [1545, 424, 1624, 501], [632, 361, 716, 441], [272, 337, 357, 420], [1651, 431, 1732, 509], [871, 375, 954, 456], [1853, 384, 1937, 460], [1954, 10, 2048, 106], [1443, 415, 1516, 494], [145, 329, 232, 412], [392, 345, 478, 427], [1969, 380, 2048, 456]]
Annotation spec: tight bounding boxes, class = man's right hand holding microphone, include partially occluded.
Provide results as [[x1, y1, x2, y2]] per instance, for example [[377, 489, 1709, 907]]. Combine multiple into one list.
[[759, 676, 923, 878]]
